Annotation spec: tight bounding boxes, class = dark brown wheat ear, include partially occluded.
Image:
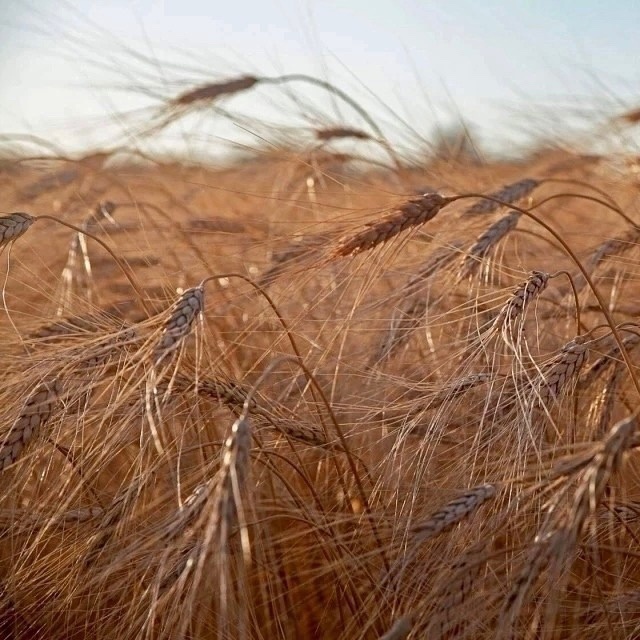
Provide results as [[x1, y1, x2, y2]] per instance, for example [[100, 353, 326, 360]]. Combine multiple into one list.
[[172, 75, 260, 107], [0, 212, 35, 247]]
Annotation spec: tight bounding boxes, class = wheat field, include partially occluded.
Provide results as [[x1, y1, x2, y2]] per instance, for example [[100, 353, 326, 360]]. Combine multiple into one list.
[[1, 68, 640, 639]]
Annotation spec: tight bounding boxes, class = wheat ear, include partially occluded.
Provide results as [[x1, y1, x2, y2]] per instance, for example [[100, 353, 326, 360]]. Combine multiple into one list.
[[459, 210, 520, 279], [534, 335, 589, 404], [315, 126, 371, 141], [173, 75, 259, 106], [493, 270, 550, 337], [333, 193, 452, 257], [499, 529, 565, 632], [167, 414, 253, 638], [425, 541, 490, 638], [0, 212, 35, 247], [388, 484, 497, 589], [411, 484, 497, 543], [153, 286, 204, 365], [0, 378, 63, 471], [462, 178, 539, 216], [372, 243, 462, 363], [569, 415, 638, 538]]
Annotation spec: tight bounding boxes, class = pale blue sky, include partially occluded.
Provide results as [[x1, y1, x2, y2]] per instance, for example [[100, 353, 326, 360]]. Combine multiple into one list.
[[0, 0, 638, 156]]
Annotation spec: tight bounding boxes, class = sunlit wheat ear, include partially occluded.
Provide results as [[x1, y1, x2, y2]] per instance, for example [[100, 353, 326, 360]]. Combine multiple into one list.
[[166, 414, 253, 638], [458, 210, 520, 279], [587, 365, 623, 436], [153, 285, 204, 365], [161, 481, 213, 544], [0, 213, 35, 247], [0, 378, 63, 471], [462, 178, 539, 216], [332, 193, 453, 257], [165, 414, 253, 579], [534, 335, 589, 404], [58, 203, 120, 314], [493, 270, 551, 338], [214, 413, 253, 528]]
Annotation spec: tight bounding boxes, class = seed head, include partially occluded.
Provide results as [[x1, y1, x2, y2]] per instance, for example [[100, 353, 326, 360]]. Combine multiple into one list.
[[0, 212, 35, 247]]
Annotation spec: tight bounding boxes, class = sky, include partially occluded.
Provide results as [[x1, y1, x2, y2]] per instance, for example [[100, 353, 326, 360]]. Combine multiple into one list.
[[0, 0, 638, 157]]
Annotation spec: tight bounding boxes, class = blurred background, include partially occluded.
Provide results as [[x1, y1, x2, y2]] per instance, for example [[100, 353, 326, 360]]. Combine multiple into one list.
[[0, 0, 639, 159]]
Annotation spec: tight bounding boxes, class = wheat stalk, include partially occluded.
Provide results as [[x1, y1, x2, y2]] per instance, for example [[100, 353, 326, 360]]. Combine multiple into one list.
[[462, 178, 539, 216], [333, 193, 452, 257], [0, 378, 63, 471]]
